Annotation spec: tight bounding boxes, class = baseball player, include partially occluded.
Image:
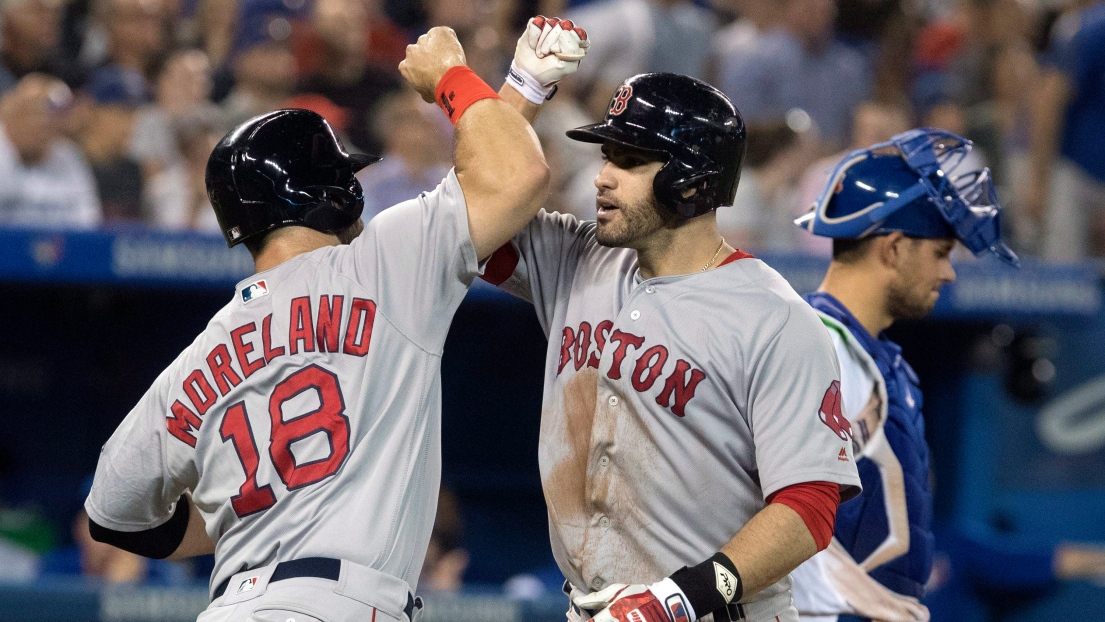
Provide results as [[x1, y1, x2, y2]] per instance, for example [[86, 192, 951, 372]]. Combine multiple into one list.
[[484, 73, 862, 622], [82, 21, 587, 622], [788, 128, 1019, 622]]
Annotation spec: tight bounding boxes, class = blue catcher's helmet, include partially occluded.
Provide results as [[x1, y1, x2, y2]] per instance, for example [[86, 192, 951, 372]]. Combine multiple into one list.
[[795, 128, 1019, 266]]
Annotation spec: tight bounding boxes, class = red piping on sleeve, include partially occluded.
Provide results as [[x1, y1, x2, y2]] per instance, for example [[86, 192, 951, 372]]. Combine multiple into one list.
[[766, 480, 840, 551], [481, 242, 520, 285]]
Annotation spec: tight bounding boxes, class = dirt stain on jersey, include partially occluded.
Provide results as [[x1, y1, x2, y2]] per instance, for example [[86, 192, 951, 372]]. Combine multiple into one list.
[[543, 368, 599, 569], [580, 393, 664, 584]]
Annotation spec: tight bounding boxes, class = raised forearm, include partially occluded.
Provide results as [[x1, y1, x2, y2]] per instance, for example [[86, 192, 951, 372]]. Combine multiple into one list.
[[499, 82, 542, 125], [720, 502, 819, 596]]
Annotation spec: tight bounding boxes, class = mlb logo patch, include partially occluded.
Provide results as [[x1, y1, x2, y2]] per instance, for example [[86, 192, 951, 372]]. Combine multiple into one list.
[[236, 576, 258, 594], [242, 280, 269, 303], [229, 226, 242, 240]]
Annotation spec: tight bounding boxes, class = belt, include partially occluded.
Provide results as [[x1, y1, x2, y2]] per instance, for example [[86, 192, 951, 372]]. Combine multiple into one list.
[[213, 557, 418, 620]]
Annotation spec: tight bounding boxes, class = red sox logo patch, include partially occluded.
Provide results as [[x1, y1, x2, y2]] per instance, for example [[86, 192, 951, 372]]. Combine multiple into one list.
[[609, 85, 633, 116], [819, 380, 853, 441]]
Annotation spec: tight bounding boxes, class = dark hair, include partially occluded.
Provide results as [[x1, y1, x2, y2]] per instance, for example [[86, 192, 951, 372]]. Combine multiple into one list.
[[832, 237, 878, 263]]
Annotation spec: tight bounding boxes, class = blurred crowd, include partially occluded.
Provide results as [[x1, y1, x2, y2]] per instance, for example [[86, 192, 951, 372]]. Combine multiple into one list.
[[0, 0, 1101, 261]]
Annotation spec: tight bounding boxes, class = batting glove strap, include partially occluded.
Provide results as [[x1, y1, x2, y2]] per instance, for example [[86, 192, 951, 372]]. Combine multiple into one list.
[[507, 60, 557, 104], [669, 552, 744, 620]]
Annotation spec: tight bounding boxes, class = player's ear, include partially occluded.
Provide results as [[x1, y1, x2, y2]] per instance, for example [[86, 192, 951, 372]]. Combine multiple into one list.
[[876, 232, 906, 269]]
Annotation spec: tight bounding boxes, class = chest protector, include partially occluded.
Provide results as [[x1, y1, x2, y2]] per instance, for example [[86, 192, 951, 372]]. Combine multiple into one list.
[[806, 292, 934, 599]]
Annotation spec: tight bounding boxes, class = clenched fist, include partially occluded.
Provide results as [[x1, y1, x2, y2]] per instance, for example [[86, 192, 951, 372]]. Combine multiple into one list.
[[399, 27, 466, 103], [508, 16, 588, 104]]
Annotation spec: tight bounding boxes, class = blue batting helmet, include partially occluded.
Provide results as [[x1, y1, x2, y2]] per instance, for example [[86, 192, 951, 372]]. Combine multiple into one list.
[[795, 128, 1019, 266]]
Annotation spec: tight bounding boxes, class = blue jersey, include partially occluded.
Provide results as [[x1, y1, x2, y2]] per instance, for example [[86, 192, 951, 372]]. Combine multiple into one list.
[[804, 292, 934, 599]]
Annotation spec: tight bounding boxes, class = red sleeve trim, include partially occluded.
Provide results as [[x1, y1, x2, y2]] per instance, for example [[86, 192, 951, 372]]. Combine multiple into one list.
[[717, 249, 755, 267], [766, 481, 840, 551], [481, 242, 520, 285]]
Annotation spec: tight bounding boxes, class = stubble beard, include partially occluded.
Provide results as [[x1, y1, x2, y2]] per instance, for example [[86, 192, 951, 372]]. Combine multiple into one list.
[[886, 275, 938, 321], [595, 194, 675, 248]]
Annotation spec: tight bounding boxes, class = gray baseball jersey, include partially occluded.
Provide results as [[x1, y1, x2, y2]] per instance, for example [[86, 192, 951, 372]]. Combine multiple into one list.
[[484, 210, 862, 621], [86, 170, 479, 601]]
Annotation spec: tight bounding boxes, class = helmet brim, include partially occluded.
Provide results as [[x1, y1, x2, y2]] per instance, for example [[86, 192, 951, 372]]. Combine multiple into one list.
[[346, 153, 382, 172], [566, 122, 668, 158]]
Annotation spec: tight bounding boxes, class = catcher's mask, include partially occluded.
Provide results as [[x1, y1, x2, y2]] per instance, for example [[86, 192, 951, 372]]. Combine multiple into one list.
[[795, 127, 1019, 266]]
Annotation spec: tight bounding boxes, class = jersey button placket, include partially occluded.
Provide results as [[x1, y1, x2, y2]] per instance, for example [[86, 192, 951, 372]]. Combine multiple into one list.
[[630, 309, 641, 320], [599, 515, 611, 529], [607, 395, 619, 407], [598, 455, 610, 468]]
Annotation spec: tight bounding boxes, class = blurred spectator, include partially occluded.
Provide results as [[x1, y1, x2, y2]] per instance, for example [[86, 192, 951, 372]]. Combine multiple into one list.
[[706, 0, 780, 87], [532, 99, 603, 220], [219, 7, 298, 132], [38, 476, 188, 585], [131, 48, 215, 185], [566, 0, 717, 119], [715, 0, 871, 153], [421, 0, 516, 85], [0, 73, 100, 228], [1025, 0, 1105, 261], [0, 0, 79, 94], [420, 486, 469, 594], [717, 119, 817, 251], [82, 65, 147, 223], [83, 0, 169, 96], [186, 0, 239, 68], [356, 89, 451, 220], [792, 100, 912, 255], [143, 107, 221, 231], [297, 0, 401, 154]]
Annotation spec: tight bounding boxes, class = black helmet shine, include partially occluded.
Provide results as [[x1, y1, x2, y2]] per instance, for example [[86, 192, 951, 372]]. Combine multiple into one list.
[[566, 73, 745, 218], [206, 109, 381, 247]]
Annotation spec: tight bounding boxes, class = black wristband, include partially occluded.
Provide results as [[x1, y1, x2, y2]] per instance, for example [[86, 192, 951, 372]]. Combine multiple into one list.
[[668, 552, 743, 618]]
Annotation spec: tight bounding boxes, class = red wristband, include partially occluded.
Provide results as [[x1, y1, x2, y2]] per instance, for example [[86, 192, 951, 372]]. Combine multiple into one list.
[[434, 66, 500, 125]]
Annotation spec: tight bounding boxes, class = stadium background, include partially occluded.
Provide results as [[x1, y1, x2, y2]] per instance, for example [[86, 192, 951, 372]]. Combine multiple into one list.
[[0, 0, 1103, 620]]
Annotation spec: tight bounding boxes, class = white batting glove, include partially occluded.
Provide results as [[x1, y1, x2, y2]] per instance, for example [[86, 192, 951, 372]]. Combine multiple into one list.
[[574, 580, 695, 622], [507, 15, 589, 104]]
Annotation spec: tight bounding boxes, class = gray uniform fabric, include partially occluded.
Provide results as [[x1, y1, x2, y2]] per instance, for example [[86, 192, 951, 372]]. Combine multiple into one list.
[[86, 170, 478, 617], [488, 210, 861, 621]]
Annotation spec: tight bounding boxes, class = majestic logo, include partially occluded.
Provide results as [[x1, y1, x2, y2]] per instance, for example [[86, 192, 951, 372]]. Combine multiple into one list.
[[665, 595, 690, 622], [241, 280, 269, 303], [838, 447, 850, 462], [819, 380, 853, 441], [236, 576, 258, 593], [714, 562, 738, 602], [609, 85, 633, 116]]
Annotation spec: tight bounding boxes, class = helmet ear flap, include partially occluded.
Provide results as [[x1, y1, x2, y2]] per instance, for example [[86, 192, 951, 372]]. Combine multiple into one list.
[[654, 161, 721, 218]]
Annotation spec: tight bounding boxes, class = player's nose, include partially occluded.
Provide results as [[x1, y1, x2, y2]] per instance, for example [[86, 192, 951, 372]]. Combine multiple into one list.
[[594, 161, 617, 191]]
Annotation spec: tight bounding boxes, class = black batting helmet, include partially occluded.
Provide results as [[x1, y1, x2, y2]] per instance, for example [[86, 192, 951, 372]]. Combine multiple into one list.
[[566, 73, 745, 218], [206, 109, 381, 247]]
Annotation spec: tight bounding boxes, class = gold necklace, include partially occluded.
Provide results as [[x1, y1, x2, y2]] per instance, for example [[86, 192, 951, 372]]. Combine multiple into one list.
[[702, 237, 727, 272]]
